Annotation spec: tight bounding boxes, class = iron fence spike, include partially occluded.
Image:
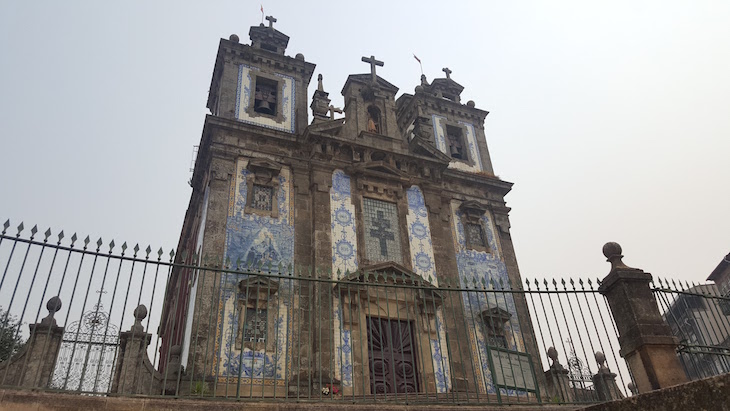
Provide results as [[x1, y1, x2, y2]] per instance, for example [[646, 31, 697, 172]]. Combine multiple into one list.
[[2, 219, 8, 233], [96, 237, 103, 249], [109, 239, 115, 251], [57, 230, 64, 243], [84, 235, 90, 245], [44, 228, 51, 241], [30, 225, 38, 238], [145, 245, 152, 257], [157, 247, 163, 258], [16, 222, 24, 236]]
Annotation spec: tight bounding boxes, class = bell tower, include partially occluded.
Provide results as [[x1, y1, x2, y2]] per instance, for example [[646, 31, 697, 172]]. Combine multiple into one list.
[[206, 16, 315, 134], [339, 55, 400, 141]]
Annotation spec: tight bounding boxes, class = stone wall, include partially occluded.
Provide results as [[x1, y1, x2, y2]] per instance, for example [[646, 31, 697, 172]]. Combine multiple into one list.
[[0, 388, 582, 411], [583, 371, 730, 411]]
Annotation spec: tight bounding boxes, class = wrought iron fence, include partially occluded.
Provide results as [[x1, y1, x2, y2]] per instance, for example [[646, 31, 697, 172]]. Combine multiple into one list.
[[0, 220, 635, 405], [653, 279, 730, 380]]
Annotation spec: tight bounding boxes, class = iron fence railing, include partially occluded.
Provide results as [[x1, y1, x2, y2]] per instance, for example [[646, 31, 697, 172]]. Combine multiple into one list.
[[0, 220, 636, 405], [653, 279, 730, 380]]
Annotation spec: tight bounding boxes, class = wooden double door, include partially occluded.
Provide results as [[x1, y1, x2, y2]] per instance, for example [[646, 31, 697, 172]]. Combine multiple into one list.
[[366, 317, 419, 394]]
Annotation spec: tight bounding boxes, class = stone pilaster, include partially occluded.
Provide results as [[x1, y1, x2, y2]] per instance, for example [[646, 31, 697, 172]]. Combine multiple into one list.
[[598, 242, 688, 393]]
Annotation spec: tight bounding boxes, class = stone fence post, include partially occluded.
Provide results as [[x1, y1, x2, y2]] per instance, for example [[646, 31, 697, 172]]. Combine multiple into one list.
[[598, 242, 687, 393], [591, 351, 623, 401], [543, 346, 574, 403], [110, 304, 163, 395], [0, 297, 64, 389]]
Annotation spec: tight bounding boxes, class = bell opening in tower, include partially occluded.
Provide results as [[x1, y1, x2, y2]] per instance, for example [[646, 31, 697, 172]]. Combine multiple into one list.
[[254, 76, 278, 116]]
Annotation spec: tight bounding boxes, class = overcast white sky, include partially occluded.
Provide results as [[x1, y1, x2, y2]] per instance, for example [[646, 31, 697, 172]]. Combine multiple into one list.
[[1, 1, 728, 283]]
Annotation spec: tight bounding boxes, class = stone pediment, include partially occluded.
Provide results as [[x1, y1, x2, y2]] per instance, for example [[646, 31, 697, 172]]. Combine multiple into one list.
[[480, 306, 512, 323], [339, 261, 439, 289], [351, 161, 410, 181], [409, 134, 451, 163], [238, 276, 279, 296], [247, 158, 282, 178], [342, 74, 399, 95], [305, 118, 345, 136], [458, 200, 489, 219], [335, 262, 444, 309]]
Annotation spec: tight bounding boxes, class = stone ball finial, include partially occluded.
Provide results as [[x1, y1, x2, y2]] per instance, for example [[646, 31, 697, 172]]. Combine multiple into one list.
[[229, 34, 239, 43], [415, 85, 424, 93], [547, 346, 558, 363], [602, 242, 622, 259], [47, 296, 62, 314], [467, 100, 475, 108], [595, 351, 606, 366], [295, 53, 305, 61], [603, 242, 630, 270], [133, 304, 148, 321], [170, 345, 182, 356]]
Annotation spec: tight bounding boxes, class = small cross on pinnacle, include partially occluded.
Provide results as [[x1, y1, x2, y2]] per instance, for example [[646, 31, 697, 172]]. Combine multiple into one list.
[[361, 55, 384, 83], [266, 15, 277, 29], [442, 67, 452, 79]]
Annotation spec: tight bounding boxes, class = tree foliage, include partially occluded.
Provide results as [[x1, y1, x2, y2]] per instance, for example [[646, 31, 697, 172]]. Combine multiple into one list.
[[0, 307, 24, 362]]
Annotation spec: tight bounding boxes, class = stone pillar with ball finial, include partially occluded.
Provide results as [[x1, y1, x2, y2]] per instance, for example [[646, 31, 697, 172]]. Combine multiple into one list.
[[5, 296, 66, 388], [111, 304, 164, 394], [598, 242, 687, 393], [543, 346, 574, 403], [591, 351, 624, 401]]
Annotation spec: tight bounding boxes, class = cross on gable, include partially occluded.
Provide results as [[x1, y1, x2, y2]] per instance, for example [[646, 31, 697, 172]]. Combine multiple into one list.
[[266, 15, 277, 28], [370, 210, 395, 257], [442, 67, 452, 79], [361, 55, 384, 83], [328, 105, 343, 119]]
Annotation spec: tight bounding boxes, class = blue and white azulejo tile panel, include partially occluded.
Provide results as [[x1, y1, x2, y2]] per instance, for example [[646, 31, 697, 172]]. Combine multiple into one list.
[[406, 186, 438, 285], [431, 114, 483, 173], [449, 200, 524, 394], [331, 170, 358, 277], [235, 64, 296, 133], [215, 158, 295, 384], [331, 170, 357, 387]]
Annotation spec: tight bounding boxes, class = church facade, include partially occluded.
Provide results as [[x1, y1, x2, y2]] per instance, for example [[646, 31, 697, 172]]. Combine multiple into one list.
[[160, 18, 541, 399]]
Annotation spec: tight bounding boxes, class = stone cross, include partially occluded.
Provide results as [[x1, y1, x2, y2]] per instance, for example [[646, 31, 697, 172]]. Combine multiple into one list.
[[328, 105, 343, 119], [370, 211, 394, 257], [442, 67, 452, 79], [266, 15, 277, 28], [361, 55, 384, 83]]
